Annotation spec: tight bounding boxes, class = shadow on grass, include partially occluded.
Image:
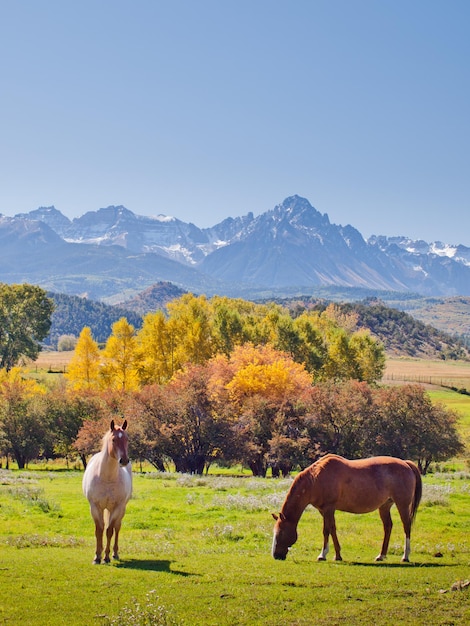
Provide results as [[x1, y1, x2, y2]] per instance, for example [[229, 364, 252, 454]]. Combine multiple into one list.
[[346, 560, 454, 568], [115, 558, 196, 576]]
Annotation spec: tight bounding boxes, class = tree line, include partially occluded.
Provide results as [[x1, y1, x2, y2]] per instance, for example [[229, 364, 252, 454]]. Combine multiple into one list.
[[0, 286, 464, 474], [0, 365, 462, 475]]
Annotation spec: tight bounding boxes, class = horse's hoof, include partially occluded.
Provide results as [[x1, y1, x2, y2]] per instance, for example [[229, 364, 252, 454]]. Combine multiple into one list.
[[401, 557, 410, 563], [113, 554, 120, 561], [317, 556, 326, 561], [334, 556, 343, 562], [92, 558, 101, 565], [375, 555, 385, 562], [104, 556, 111, 564]]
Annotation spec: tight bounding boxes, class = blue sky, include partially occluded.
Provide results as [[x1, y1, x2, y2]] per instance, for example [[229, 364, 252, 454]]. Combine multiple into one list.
[[1, 0, 469, 245]]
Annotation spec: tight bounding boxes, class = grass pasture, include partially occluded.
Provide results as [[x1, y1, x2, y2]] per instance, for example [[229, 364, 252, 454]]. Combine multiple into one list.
[[1, 470, 469, 625]]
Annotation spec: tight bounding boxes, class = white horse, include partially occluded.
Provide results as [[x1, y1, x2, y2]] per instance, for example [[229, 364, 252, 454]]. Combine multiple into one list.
[[82, 420, 132, 564]]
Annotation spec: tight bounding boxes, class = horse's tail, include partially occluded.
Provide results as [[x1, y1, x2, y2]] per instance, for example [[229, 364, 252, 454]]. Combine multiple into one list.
[[405, 461, 422, 524]]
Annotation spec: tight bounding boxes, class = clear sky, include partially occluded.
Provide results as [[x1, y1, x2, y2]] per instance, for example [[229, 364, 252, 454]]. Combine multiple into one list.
[[1, 0, 469, 245]]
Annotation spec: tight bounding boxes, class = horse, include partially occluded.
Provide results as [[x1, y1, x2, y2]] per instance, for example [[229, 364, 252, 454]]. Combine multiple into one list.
[[82, 420, 132, 564], [272, 454, 422, 563]]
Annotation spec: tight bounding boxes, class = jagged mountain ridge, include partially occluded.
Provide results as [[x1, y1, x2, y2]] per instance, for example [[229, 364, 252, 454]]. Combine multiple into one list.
[[2, 195, 470, 299]]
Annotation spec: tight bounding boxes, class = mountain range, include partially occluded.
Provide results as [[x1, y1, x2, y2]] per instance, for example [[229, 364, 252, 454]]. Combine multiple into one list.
[[1, 195, 469, 301]]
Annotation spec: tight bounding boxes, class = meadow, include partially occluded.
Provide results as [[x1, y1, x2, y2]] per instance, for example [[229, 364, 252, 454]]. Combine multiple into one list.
[[1, 468, 469, 625], [3, 353, 467, 624]]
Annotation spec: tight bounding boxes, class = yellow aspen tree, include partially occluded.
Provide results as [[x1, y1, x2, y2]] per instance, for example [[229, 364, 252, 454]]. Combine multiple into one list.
[[65, 327, 101, 390], [135, 310, 174, 385], [100, 318, 139, 391], [166, 294, 215, 368]]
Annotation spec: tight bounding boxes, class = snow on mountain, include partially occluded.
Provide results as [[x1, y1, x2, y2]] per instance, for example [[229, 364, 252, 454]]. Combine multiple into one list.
[[3, 196, 469, 298]]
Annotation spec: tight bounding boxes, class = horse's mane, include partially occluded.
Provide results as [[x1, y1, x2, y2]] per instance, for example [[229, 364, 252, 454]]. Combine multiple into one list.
[[100, 430, 112, 454]]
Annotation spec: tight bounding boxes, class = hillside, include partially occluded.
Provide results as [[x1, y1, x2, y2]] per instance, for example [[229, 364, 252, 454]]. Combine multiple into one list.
[[46, 293, 143, 347], [388, 295, 470, 342], [115, 281, 187, 316], [342, 300, 469, 359]]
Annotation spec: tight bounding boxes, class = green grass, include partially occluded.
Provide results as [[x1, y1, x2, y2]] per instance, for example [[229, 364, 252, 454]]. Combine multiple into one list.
[[1, 470, 470, 625], [429, 389, 470, 455]]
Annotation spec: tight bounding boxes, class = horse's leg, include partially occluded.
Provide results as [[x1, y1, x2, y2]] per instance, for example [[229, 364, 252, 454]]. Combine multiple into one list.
[[104, 512, 114, 564], [395, 500, 412, 562], [112, 517, 123, 560], [376, 501, 393, 561], [328, 510, 342, 561], [90, 504, 104, 565], [317, 511, 329, 560], [318, 510, 341, 561]]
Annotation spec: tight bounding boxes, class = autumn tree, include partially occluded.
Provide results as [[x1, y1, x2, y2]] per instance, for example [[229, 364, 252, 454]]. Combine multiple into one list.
[[135, 311, 174, 385], [73, 415, 111, 467], [65, 327, 101, 390], [100, 318, 139, 391], [209, 344, 313, 476], [0, 283, 54, 370], [166, 294, 215, 368], [164, 364, 230, 473], [305, 380, 376, 458], [126, 386, 168, 471]]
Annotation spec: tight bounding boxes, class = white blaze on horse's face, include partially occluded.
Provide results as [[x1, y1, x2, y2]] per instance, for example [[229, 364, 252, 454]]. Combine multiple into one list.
[[272, 513, 298, 560], [110, 420, 130, 466]]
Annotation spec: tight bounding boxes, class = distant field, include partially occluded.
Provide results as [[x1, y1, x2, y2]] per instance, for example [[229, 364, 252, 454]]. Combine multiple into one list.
[[31, 350, 74, 373], [383, 357, 470, 390]]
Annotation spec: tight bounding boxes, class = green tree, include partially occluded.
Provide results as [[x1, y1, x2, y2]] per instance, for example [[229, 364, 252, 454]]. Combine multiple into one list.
[[0, 283, 54, 370], [46, 384, 102, 467], [349, 330, 386, 383], [371, 385, 464, 473], [0, 368, 47, 468]]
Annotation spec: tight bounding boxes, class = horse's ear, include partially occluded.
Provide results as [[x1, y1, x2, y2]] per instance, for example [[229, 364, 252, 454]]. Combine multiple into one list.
[[110, 420, 115, 431], [122, 420, 128, 431], [272, 513, 279, 521]]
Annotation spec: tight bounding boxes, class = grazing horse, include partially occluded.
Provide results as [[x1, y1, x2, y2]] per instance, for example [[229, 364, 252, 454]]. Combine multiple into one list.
[[272, 454, 422, 563], [82, 420, 132, 564]]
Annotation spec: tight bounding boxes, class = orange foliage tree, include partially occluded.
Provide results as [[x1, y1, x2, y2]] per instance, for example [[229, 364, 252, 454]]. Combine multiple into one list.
[[208, 344, 313, 476]]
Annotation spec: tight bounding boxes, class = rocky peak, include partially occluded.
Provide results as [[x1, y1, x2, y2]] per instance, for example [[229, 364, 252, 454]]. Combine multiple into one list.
[[15, 205, 72, 237]]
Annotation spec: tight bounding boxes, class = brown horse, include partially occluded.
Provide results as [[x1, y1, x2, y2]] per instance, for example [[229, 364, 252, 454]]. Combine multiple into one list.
[[272, 454, 422, 562], [82, 420, 132, 564]]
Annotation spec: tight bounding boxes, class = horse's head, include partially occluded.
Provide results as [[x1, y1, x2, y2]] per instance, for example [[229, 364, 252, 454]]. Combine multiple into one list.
[[109, 419, 130, 466], [272, 512, 298, 560]]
